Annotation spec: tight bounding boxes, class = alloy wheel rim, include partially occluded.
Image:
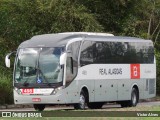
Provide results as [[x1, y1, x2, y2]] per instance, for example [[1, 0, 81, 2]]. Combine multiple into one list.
[[132, 92, 137, 105], [80, 94, 85, 109]]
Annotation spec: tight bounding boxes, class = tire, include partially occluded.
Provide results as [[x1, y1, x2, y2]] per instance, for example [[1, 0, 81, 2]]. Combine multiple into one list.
[[88, 102, 104, 109], [74, 90, 86, 110], [33, 104, 45, 111], [128, 88, 139, 107]]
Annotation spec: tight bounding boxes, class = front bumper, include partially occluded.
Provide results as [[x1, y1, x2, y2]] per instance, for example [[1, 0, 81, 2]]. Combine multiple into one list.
[[14, 89, 67, 104]]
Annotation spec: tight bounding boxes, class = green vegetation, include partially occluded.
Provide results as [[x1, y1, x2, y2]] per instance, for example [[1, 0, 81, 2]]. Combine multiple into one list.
[[0, 106, 160, 119], [0, 117, 159, 120], [0, 0, 160, 104]]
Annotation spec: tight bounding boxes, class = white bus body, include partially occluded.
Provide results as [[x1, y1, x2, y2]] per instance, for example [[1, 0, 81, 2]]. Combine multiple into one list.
[[5, 32, 156, 110]]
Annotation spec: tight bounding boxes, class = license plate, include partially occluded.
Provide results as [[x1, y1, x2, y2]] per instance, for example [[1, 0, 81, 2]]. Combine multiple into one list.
[[32, 98, 41, 102]]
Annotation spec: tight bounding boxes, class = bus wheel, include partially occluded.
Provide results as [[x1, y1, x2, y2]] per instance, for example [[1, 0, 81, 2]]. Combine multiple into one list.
[[88, 102, 104, 109], [128, 88, 139, 107], [74, 90, 86, 110], [33, 104, 45, 111]]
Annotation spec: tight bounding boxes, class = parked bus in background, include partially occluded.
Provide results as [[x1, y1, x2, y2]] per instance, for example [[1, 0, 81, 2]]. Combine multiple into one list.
[[5, 32, 156, 111]]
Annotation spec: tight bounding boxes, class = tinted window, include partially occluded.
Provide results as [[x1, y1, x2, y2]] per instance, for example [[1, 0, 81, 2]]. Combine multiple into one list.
[[80, 41, 93, 66], [80, 41, 154, 66], [94, 42, 109, 63], [93, 42, 128, 64], [124, 42, 154, 64]]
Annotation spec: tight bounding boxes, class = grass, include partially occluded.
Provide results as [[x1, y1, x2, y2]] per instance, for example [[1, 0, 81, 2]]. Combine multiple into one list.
[[0, 117, 159, 119], [99, 106, 160, 111], [141, 96, 160, 102], [150, 106, 160, 111], [1, 106, 160, 120]]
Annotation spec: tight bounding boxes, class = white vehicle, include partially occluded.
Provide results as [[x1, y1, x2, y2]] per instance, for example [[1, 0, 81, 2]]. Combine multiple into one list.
[[5, 32, 156, 111]]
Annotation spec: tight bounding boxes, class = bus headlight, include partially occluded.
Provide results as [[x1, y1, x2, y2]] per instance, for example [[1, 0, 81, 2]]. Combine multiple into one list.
[[51, 86, 64, 95], [14, 87, 22, 95]]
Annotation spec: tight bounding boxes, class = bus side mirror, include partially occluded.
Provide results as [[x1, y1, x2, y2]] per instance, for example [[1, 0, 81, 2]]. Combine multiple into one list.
[[5, 54, 11, 68], [60, 53, 67, 65], [5, 51, 16, 68]]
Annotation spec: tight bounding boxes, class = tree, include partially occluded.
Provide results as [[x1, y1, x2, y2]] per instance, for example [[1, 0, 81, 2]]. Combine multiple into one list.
[[0, 0, 103, 49], [0, 0, 103, 104], [77, 0, 141, 35]]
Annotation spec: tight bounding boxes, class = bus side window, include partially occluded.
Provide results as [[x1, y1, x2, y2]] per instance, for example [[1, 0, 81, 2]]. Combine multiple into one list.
[[66, 57, 74, 84], [66, 57, 73, 74], [66, 41, 81, 85], [80, 41, 93, 66]]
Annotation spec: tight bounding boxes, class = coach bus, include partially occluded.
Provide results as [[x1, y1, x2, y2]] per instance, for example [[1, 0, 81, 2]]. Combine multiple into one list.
[[5, 32, 156, 111]]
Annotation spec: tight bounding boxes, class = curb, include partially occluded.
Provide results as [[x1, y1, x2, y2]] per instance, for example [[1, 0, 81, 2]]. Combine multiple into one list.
[[0, 104, 33, 109]]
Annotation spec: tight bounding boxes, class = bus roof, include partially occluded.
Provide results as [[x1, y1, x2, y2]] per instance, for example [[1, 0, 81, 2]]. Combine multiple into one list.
[[58, 32, 114, 36], [19, 32, 152, 48]]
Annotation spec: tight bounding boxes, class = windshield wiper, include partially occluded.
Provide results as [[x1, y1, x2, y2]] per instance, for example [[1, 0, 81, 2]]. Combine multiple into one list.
[[23, 81, 29, 87], [23, 75, 32, 87], [37, 68, 52, 87]]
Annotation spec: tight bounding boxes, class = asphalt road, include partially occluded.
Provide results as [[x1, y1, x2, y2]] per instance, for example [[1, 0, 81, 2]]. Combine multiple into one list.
[[0, 101, 160, 111]]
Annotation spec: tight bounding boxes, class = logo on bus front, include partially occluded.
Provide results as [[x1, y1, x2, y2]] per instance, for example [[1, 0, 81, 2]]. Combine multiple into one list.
[[130, 64, 140, 79]]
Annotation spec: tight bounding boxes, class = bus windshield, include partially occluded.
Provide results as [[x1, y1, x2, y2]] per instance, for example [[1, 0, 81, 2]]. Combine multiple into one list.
[[15, 47, 63, 85]]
